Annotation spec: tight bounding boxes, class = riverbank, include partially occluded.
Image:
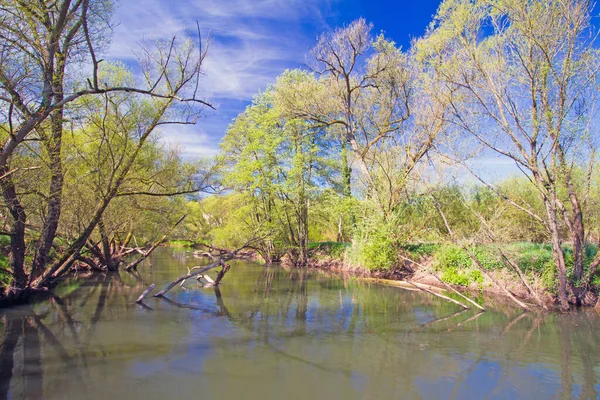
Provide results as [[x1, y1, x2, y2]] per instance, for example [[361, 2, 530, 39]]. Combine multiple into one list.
[[300, 242, 600, 312]]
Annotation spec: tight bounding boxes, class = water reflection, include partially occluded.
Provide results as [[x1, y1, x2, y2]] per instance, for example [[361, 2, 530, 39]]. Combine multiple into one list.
[[0, 249, 598, 399]]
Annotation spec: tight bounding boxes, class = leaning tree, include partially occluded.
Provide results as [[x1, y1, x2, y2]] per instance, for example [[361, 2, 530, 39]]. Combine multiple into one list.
[[0, 0, 211, 301]]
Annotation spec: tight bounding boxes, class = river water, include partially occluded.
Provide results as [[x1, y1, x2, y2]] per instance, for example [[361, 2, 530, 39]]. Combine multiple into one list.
[[0, 249, 599, 399]]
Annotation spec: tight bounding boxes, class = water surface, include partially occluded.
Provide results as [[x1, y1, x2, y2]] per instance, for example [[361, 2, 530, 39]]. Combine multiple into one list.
[[1, 249, 599, 399]]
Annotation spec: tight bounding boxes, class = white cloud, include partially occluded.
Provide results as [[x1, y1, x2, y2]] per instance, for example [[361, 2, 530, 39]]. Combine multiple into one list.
[[104, 0, 334, 158], [157, 124, 219, 159]]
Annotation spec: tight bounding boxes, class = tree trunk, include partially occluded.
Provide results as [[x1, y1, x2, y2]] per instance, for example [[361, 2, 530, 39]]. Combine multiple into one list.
[[98, 220, 118, 271], [566, 191, 585, 287], [0, 166, 27, 294], [545, 197, 570, 311], [341, 141, 351, 197], [32, 103, 64, 280]]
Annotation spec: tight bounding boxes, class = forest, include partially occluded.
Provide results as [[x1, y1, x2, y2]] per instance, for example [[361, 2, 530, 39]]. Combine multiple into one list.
[[1, 0, 600, 312]]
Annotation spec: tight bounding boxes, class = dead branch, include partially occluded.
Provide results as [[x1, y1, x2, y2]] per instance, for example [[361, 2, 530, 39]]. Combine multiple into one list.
[[463, 201, 547, 309], [407, 281, 469, 309], [154, 260, 225, 297], [125, 215, 186, 271], [136, 284, 155, 303], [431, 194, 530, 311], [213, 263, 231, 286], [398, 254, 485, 311], [153, 233, 262, 297]]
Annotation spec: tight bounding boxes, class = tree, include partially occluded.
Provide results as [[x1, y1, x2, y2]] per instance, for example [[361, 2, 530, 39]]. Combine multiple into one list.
[[416, 0, 600, 309], [0, 0, 211, 300], [219, 77, 334, 265], [278, 19, 441, 217]]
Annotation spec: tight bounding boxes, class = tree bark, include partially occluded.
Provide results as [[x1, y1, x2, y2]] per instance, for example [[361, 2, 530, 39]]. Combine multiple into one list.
[[544, 196, 570, 311], [99, 220, 117, 271], [136, 284, 155, 303], [0, 166, 27, 293], [32, 94, 65, 280]]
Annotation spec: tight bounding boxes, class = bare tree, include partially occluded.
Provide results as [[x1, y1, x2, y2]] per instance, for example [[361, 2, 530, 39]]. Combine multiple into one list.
[[417, 0, 600, 309]]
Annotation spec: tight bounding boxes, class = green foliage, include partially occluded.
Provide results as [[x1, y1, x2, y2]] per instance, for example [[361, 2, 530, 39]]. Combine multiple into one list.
[[347, 212, 399, 270], [470, 246, 504, 270], [434, 244, 472, 270], [0, 255, 10, 288], [0, 235, 10, 248], [308, 242, 350, 259], [441, 267, 484, 287], [400, 243, 441, 258], [433, 245, 490, 287], [506, 243, 554, 274], [591, 272, 600, 288], [165, 240, 195, 248], [348, 234, 398, 271], [541, 263, 558, 294]]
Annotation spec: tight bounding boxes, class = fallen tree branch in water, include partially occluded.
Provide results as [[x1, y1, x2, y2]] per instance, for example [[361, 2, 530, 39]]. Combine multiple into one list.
[[431, 195, 530, 311], [125, 215, 187, 271], [145, 233, 264, 298], [406, 280, 469, 309], [398, 254, 485, 311], [136, 284, 155, 303], [154, 260, 225, 297]]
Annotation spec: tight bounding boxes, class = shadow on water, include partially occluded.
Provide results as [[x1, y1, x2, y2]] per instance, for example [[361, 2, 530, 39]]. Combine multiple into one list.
[[0, 249, 598, 399]]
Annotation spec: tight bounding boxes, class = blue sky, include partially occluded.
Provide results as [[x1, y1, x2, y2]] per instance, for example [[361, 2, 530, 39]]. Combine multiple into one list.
[[106, 0, 442, 159]]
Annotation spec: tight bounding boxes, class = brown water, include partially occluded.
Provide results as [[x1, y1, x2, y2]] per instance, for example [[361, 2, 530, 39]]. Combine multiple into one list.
[[0, 248, 599, 400]]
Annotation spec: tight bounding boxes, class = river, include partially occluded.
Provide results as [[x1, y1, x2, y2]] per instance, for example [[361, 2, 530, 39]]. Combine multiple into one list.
[[0, 248, 598, 399]]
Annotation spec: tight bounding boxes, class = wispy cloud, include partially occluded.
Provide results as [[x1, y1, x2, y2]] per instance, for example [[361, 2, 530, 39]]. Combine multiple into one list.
[[105, 0, 336, 158]]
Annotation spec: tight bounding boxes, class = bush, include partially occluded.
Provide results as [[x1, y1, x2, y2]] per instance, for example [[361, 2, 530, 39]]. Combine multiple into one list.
[[0, 234, 10, 248], [347, 226, 398, 271], [308, 242, 350, 259], [400, 243, 440, 258], [507, 242, 554, 274], [434, 244, 471, 270], [0, 254, 11, 288], [433, 245, 487, 287], [441, 266, 484, 286], [348, 235, 398, 270]]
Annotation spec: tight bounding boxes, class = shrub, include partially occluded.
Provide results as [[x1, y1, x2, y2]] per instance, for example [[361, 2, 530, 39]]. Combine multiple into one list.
[[347, 224, 398, 271], [440, 266, 484, 287], [348, 234, 398, 270], [470, 246, 503, 270], [308, 242, 350, 259], [0, 234, 10, 248], [0, 254, 11, 288], [434, 245, 471, 270], [400, 243, 440, 258], [507, 242, 554, 274], [434, 245, 487, 287]]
